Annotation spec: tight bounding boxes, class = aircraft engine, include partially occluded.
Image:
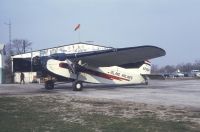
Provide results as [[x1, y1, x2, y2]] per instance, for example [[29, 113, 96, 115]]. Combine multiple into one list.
[[65, 59, 78, 74], [32, 56, 41, 66]]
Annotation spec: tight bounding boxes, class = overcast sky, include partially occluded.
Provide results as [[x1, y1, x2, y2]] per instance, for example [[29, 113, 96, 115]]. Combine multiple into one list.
[[1, 0, 200, 66]]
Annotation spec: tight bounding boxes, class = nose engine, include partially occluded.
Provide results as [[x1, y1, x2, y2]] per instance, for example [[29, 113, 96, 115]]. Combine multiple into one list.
[[32, 56, 41, 66], [32, 56, 48, 72]]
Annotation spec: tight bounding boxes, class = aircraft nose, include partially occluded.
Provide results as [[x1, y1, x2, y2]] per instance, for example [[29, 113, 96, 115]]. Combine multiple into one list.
[[32, 56, 41, 66]]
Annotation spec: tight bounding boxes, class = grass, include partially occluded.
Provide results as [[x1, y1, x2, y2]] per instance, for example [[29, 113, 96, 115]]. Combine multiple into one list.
[[84, 114, 194, 132], [0, 96, 199, 132]]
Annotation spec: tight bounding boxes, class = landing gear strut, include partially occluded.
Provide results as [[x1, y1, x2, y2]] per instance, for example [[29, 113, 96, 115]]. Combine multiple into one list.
[[72, 81, 83, 91], [143, 76, 148, 85], [45, 80, 54, 90], [66, 59, 83, 91]]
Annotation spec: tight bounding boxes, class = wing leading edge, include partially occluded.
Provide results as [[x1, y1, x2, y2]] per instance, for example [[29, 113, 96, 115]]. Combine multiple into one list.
[[74, 45, 166, 67], [51, 45, 166, 67]]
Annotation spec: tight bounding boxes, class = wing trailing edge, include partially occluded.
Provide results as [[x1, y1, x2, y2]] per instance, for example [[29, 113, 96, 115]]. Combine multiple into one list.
[[76, 45, 166, 67]]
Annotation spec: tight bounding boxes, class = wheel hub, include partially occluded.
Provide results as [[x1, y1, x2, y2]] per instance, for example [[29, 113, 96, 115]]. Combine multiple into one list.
[[76, 83, 81, 89]]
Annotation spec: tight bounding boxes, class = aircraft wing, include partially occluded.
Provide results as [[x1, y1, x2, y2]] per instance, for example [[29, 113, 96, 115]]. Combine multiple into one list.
[[52, 45, 166, 67], [72, 45, 166, 67]]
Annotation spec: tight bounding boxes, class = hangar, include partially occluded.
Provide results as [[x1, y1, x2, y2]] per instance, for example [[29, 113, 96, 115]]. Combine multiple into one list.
[[11, 42, 111, 83]]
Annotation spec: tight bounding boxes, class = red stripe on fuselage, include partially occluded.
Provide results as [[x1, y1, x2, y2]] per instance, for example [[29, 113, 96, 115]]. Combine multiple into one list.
[[59, 62, 129, 81]]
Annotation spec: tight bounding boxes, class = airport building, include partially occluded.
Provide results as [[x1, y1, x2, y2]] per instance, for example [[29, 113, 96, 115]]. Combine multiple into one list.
[[11, 42, 111, 83]]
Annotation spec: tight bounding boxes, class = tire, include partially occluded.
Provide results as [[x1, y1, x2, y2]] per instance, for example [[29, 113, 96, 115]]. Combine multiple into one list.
[[45, 80, 54, 90], [72, 81, 83, 91]]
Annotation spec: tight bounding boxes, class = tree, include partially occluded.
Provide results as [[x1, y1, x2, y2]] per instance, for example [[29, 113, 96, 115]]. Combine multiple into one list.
[[193, 60, 200, 70], [12, 39, 32, 55], [182, 63, 193, 72], [159, 65, 176, 73], [4, 39, 32, 83], [151, 64, 159, 74], [150, 60, 200, 75]]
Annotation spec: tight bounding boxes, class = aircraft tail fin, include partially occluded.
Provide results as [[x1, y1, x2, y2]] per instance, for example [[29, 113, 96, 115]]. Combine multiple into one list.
[[139, 60, 151, 74]]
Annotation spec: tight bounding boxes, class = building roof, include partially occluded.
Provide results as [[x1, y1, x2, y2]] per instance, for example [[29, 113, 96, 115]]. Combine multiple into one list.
[[11, 42, 113, 58], [12, 42, 112, 56]]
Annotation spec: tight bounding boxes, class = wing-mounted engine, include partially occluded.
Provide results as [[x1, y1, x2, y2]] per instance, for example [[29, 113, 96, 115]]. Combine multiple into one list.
[[49, 53, 84, 91], [50, 53, 84, 75], [59, 59, 83, 75], [65, 59, 76, 74]]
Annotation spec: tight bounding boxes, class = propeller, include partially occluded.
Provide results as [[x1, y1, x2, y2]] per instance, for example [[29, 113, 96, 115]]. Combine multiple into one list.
[[32, 56, 41, 66]]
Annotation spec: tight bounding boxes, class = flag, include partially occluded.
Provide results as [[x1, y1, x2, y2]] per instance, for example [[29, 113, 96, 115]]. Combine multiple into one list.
[[74, 24, 80, 31]]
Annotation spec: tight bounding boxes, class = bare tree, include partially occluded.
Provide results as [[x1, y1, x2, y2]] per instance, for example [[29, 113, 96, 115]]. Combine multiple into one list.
[[159, 65, 176, 73], [4, 39, 32, 83], [151, 64, 159, 74], [12, 39, 32, 54], [182, 63, 193, 72], [193, 60, 200, 70], [152, 60, 200, 74]]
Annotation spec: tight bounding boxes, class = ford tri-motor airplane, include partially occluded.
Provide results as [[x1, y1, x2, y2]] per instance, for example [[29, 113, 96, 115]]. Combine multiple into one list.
[[31, 44, 166, 91]]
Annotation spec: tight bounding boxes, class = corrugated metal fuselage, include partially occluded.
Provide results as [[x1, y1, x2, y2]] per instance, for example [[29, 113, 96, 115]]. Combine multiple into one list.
[[46, 59, 151, 85]]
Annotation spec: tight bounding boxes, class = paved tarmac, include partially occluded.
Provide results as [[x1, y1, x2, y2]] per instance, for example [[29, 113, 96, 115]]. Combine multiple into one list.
[[0, 79, 200, 108]]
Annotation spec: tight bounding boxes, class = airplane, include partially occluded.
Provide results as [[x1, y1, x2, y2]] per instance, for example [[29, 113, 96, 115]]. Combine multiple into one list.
[[32, 44, 166, 91]]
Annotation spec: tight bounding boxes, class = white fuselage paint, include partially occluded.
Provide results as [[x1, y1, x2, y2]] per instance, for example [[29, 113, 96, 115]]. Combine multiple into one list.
[[46, 59, 151, 85]]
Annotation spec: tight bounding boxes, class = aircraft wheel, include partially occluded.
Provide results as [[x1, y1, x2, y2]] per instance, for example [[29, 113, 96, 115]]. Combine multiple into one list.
[[72, 81, 83, 91], [45, 80, 54, 90]]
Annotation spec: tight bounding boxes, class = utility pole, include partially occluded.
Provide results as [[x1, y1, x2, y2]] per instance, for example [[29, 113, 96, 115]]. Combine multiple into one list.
[[4, 20, 12, 55], [4, 20, 13, 83], [23, 40, 25, 53]]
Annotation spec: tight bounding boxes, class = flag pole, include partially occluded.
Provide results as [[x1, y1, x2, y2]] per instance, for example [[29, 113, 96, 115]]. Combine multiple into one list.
[[78, 28, 81, 42], [74, 24, 81, 42]]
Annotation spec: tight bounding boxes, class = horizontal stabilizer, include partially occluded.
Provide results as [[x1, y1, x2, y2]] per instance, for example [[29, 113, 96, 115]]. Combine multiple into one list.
[[142, 74, 165, 80]]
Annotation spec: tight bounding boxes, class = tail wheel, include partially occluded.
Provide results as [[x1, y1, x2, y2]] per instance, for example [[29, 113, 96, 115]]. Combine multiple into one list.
[[72, 81, 83, 91], [45, 80, 54, 90]]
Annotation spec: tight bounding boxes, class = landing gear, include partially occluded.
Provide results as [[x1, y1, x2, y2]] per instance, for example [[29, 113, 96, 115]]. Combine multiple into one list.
[[143, 76, 148, 85], [65, 59, 83, 91], [45, 80, 54, 90], [72, 81, 83, 91]]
